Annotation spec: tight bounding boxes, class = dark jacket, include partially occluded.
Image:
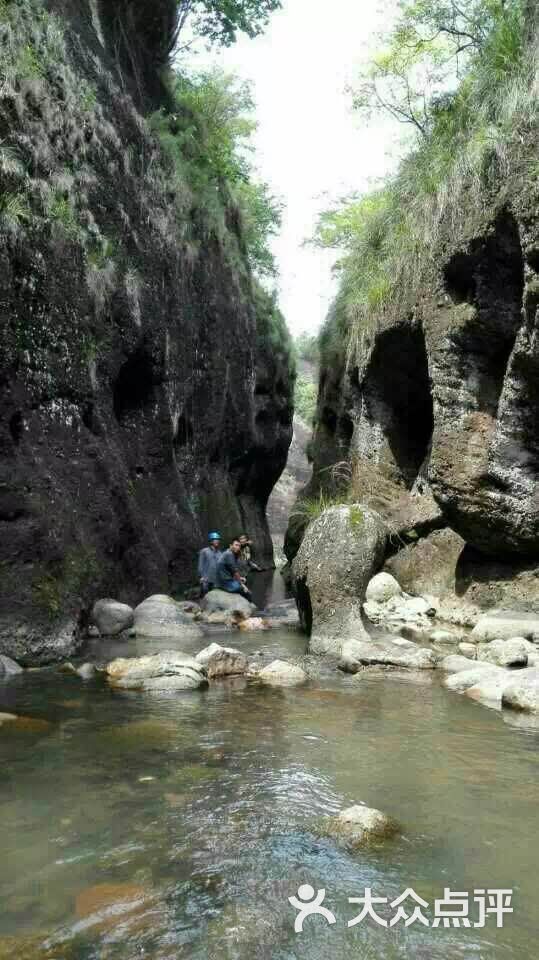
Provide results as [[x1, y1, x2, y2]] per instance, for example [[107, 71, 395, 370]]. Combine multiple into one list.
[[198, 546, 222, 584], [217, 548, 240, 588]]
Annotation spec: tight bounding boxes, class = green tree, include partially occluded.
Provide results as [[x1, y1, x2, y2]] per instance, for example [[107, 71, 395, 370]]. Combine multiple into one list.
[[352, 0, 525, 137], [176, 0, 282, 47]]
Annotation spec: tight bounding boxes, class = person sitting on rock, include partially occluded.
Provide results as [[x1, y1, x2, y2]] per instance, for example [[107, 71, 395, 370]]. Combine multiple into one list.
[[217, 538, 253, 602], [198, 532, 222, 596], [238, 533, 262, 576]]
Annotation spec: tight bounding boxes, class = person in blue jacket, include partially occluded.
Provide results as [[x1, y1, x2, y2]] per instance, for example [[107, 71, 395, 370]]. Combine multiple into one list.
[[198, 532, 222, 596], [216, 537, 253, 602]]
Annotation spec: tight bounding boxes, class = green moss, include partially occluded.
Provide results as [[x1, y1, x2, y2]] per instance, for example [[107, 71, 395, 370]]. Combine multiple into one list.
[[32, 547, 100, 620], [349, 505, 363, 530]]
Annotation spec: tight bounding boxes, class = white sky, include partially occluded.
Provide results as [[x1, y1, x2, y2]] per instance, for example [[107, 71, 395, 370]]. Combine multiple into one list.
[[188, 0, 401, 336]]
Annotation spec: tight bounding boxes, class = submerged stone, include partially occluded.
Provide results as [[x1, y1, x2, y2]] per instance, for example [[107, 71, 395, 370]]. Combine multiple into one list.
[[322, 804, 400, 849], [106, 651, 207, 690], [257, 659, 307, 686]]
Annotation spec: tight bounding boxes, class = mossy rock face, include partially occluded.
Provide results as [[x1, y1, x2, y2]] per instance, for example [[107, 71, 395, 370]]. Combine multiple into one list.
[[0, 0, 294, 667]]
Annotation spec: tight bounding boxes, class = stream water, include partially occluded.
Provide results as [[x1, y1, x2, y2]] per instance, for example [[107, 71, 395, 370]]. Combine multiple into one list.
[[1, 585, 538, 960]]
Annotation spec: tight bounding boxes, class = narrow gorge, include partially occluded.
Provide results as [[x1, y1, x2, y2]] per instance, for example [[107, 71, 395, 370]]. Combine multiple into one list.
[[1, 2, 539, 960]]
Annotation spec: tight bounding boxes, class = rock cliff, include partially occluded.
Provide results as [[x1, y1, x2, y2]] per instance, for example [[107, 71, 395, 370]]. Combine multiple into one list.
[[287, 152, 539, 619], [0, 0, 293, 663]]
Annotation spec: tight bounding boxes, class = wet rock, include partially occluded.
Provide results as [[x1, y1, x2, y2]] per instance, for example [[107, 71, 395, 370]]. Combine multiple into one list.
[[77, 662, 98, 680], [399, 624, 431, 643], [237, 617, 270, 631], [257, 659, 307, 686], [458, 642, 477, 659], [201, 589, 256, 621], [429, 629, 460, 645], [0, 618, 83, 667], [292, 504, 387, 656], [364, 592, 437, 631], [365, 572, 402, 604], [323, 804, 400, 849], [466, 671, 514, 706], [59, 661, 97, 680], [444, 665, 507, 693], [75, 882, 153, 934], [471, 612, 539, 644], [133, 595, 204, 641], [476, 637, 533, 668], [440, 654, 493, 673], [339, 638, 436, 673], [0, 654, 23, 678], [502, 670, 539, 713], [196, 642, 247, 679], [0, 712, 18, 725], [106, 651, 207, 690], [0, 713, 52, 733], [91, 599, 134, 636]]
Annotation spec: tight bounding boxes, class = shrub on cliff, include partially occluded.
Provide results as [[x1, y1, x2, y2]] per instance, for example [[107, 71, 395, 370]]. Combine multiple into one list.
[[311, 0, 537, 353]]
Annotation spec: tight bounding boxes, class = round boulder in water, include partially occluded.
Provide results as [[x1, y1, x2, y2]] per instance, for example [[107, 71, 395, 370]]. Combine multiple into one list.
[[92, 599, 134, 637], [133, 595, 204, 641]]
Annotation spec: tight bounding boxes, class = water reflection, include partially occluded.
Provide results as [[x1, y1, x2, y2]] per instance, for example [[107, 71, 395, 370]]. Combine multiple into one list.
[[0, 624, 538, 960]]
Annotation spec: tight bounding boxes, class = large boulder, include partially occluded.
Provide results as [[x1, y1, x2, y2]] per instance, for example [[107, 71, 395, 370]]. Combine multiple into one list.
[[292, 504, 387, 656], [106, 651, 207, 691], [0, 655, 23, 678], [502, 670, 539, 713], [322, 805, 400, 849], [196, 643, 248, 679], [0, 618, 83, 667], [471, 612, 539, 644], [200, 590, 256, 621], [257, 660, 307, 687], [133, 596, 203, 641], [91, 599, 134, 637], [476, 637, 534, 667], [340, 638, 437, 673]]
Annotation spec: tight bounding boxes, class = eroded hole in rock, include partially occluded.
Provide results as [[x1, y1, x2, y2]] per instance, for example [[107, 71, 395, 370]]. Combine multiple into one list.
[[113, 348, 155, 422], [444, 251, 477, 304], [174, 414, 194, 447], [9, 411, 24, 445], [446, 208, 525, 414], [362, 325, 434, 488], [338, 413, 354, 447]]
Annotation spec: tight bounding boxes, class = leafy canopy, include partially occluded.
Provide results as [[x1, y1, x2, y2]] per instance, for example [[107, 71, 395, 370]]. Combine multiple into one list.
[[176, 0, 282, 47], [352, 0, 526, 136]]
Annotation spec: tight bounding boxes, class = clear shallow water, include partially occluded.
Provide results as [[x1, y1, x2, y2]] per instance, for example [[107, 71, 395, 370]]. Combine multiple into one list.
[[1, 622, 538, 960]]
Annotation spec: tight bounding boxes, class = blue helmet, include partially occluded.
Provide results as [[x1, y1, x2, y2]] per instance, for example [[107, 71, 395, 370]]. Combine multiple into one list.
[[208, 531, 221, 542]]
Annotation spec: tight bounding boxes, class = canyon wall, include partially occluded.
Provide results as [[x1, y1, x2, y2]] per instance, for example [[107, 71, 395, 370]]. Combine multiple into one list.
[[0, 0, 294, 662], [287, 161, 539, 619]]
